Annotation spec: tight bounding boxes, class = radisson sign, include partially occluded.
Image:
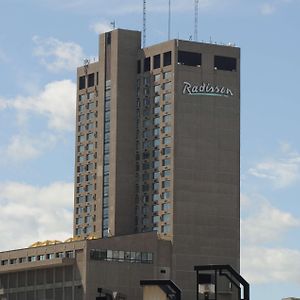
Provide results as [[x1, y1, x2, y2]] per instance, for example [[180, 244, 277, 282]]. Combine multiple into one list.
[[182, 81, 234, 98]]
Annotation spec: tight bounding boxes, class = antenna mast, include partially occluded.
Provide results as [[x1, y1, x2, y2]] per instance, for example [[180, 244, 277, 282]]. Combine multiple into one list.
[[143, 0, 146, 47], [194, 0, 199, 41], [168, 0, 171, 40]]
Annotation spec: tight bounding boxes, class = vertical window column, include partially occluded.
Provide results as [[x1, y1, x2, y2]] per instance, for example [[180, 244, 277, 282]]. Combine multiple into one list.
[[102, 80, 111, 237]]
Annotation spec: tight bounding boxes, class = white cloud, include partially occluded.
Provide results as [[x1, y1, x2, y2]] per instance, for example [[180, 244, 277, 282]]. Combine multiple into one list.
[[260, 3, 276, 15], [0, 133, 58, 163], [241, 199, 300, 244], [2, 80, 76, 131], [248, 144, 300, 188], [0, 181, 73, 251], [90, 21, 113, 34], [33, 36, 85, 72], [241, 246, 300, 284]]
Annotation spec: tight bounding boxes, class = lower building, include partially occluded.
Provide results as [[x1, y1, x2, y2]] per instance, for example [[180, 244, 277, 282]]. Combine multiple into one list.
[[0, 233, 171, 300]]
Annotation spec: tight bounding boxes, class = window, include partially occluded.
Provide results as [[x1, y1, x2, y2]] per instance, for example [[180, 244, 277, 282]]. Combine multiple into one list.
[[104, 174, 109, 185], [163, 126, 171, 133], [162, 214, 170, 222], [143, 130, 151, 138], [79, 76, 85, 90], [77, 196, 84, 204], [144, 120, 151, 127], [86, 173, 94, 181], [163, 137, 171, 144], [87, 102, 96, 110], [153, 149, 160, 158], [77, 165, 85, 173], [163, 115, 172, 123], [153, 128, 160, 136], [163, 159, 171, 166], [78, 125, 85, 132], [153, 160, 160, 168], [137, 60, 141, 74], [143, 141, 151, 150], [78, 145, 84, 152], [144, 98, 150, 106], [163, 71, 172, 79], [153, 172, 160, 179], [214, 56, 237, 71], [77, 186, 85, 193], [163, 82, 172, 91], [153, 117, 160, 125], [154, 85, 161, 94], [154, 95, 160, 104], [144, 57, 150, 72], [78, 135, 85, 142], [77, 175, 84, 183], [163, 93, 172, 101], [88, 73, 95, 87], [154, 73, 160, 82], [162, 203, 170, 210], [163, 104, 171, 112], [78, 114, 85, 122], [153, 182, 159, 190], [87, 143, 94, 151], [79, 104, 84, 112], [87, 153, 94, 161], [152, 204, 160, 212], [78, 156, 85, 163], [163, 51, 172, 66], [86, 194, 93, 202], [88, 92, 95, 99], [153, 139, 160, 147], [79, 94, 86, 101], [105, 111, 110, 121], [162, 180, 170, 188], [153, 215, 160, 223], [143, 152, 150, 159], [87, 133, 94, 140], [154, 106, 160, 114], [143, 163, 149, 170], [178, 51, 202, 66], [87, 163, 95, 171], [161, 224, 171, 233], [162, 191, 170, 199], [162, 147, 171, 155], [87, 123, 94, 130], [87, 112, 95, 120]]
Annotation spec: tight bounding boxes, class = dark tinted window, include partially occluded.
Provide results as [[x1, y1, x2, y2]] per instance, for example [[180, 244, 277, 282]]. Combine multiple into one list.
[[153, 54, 161, 69], [178, 51, 201, 66], [79, 76, 85, 90], [88, 73, 95, 87], [106, 32, 111, 44], [163, 51, 172, 66], [137, 60, 141, 74], [214, 56, 237, 71], [144, 57, 150, 72], [96, 72, 99, 85]]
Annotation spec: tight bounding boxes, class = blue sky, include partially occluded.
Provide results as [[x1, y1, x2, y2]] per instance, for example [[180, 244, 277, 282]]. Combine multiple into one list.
[[0, 0, 300, 299]]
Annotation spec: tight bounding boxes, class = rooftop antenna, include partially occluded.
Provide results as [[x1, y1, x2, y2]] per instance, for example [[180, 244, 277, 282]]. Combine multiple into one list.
[[143, 0, 146, 47], [110, 20, 116, 29], [168, 0, 171, 40], [194, 0, 199, 41]]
